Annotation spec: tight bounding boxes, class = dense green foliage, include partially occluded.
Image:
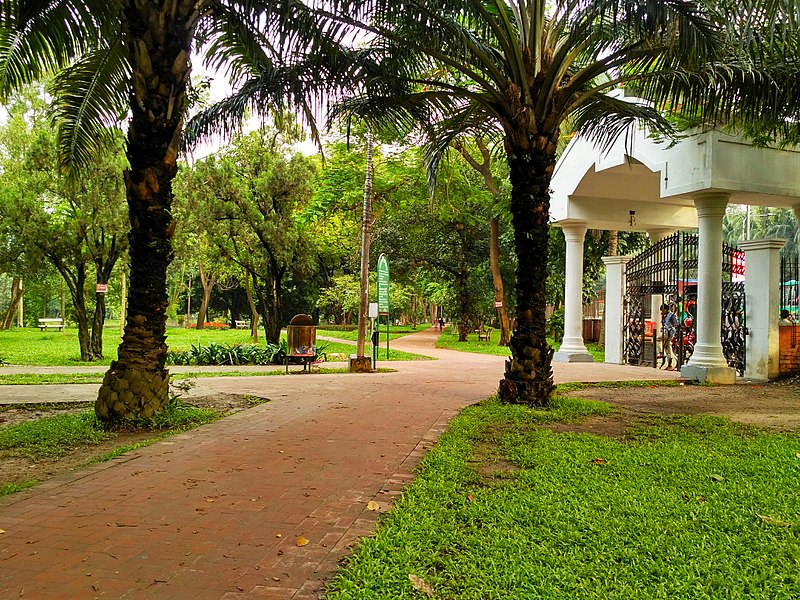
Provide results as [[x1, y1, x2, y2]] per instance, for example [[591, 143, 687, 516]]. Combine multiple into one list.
[[328, 393, 800, 599]]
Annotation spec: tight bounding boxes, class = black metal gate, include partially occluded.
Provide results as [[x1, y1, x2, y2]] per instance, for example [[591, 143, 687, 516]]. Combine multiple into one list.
[[623, 232, 746, 376], [781, 251, 799, 349]]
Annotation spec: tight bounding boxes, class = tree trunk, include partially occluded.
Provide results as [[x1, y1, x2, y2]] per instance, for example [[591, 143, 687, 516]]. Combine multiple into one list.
[[91, 245, 120, 359], [499, 145, 557, 407], [90, 287, 107, 359], [457, 269, 470, 342], [1, 277, 23, 330], [96, 1, 194, 422], [490, 216, 511, 345], [245, 272, 259, 343], [356, 131, 374, 358], [55, 262, 93, 362], [454, 139, 511, 345], [195, 262, 217, 329]]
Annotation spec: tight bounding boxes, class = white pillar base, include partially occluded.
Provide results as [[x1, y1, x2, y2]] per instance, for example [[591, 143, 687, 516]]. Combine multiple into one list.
[[680, 364, 736, 384], [554, 338, 594, 363]]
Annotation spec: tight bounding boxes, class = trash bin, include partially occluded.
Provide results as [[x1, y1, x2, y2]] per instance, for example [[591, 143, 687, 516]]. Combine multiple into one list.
[[286, 314, 317, 372]]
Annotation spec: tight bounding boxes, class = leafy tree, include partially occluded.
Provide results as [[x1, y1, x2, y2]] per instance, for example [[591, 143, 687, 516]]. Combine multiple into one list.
[[0, 89, 127, 358], [174, 129, 316, 343], [372, 148, 492, 340], [316, 274, 361, 324]]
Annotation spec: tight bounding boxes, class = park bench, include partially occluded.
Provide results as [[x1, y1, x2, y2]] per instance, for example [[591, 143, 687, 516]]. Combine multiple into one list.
[[477, 327, 492, 342], [234, 320, 250, 329], [38, 318, 64, 332]]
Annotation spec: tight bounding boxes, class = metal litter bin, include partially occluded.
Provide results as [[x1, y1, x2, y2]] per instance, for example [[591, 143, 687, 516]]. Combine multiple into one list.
[[286, 314, 317, 372]]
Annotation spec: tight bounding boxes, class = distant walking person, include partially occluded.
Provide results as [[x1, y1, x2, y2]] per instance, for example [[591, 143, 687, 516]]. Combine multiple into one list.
[[661, 303, 679, 370], [438, 317, 445, 331]]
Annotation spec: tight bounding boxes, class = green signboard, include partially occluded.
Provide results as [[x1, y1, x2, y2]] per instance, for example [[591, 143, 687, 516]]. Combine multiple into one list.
[[377, 254, 390, 315]]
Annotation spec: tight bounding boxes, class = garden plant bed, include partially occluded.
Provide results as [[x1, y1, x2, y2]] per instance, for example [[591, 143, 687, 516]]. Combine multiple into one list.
[[0, 393, 267, 496]]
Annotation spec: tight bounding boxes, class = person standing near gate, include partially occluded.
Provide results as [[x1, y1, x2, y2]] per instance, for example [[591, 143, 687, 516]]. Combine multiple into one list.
[[661, 303, 679, 370]]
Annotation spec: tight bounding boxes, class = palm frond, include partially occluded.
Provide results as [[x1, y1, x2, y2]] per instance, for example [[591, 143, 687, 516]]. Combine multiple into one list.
[[0, 0, 121, 100], [48, 33, 129, 177], [567, 92, 673, 153]]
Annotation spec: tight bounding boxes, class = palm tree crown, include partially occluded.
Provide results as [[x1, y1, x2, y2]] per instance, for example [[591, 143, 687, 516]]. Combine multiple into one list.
[[331, 0, 789, 405]]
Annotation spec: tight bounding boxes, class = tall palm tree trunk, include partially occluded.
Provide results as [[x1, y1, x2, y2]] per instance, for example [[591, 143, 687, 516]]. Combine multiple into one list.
[[96, 1, 194, 421], [499, 146, 557, 407]]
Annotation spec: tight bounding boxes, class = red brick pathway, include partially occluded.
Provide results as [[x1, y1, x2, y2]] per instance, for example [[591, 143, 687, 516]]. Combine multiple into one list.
[[0, 329, 677, 598]]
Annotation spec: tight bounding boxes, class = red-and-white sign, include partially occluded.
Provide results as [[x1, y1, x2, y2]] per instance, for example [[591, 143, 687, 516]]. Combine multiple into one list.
[[96, 284, 109, 293], [494, 301, 503, 308]]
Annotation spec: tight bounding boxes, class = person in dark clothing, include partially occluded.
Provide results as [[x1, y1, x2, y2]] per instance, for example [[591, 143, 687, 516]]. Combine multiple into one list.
[[660, 303, 679, 370]]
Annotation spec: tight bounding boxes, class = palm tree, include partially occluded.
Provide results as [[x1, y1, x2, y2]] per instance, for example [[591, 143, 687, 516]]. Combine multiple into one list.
[[0, 0, 347, 421], [330, 0, 795, 406]]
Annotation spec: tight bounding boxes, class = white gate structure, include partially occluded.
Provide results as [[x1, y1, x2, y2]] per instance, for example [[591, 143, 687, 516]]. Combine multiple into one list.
[[549, 113, 800, 383]]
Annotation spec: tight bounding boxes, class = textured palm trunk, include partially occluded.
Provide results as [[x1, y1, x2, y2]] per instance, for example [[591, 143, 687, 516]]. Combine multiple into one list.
[[499, 146, 557, 406], [95, 1, 194, 421]]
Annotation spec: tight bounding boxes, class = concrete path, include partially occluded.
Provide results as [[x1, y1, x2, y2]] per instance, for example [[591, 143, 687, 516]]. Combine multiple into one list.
[[0, 329, 679, 598]]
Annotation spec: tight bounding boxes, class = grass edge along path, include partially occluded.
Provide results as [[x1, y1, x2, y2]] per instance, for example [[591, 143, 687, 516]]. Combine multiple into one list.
[[326, 387, 800, 600], [0, 401, 224, 497], [435, 329, 605, 361], [0, 324, 434, 367]]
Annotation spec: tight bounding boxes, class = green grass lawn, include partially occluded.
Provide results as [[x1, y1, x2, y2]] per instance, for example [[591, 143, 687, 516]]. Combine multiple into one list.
[[317, 323, 431, 342], [0, 325, 432, 366], [327, 390, 800, 599], [0, 401, 222, 496], [435, 329, 605, 361]]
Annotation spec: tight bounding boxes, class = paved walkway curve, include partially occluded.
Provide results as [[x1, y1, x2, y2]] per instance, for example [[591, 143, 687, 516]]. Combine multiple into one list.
[[0, 328, 678, 599]]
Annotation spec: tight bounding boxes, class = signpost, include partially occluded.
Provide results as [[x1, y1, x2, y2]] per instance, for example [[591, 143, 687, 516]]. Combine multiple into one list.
[[377, 254, 390, 359]]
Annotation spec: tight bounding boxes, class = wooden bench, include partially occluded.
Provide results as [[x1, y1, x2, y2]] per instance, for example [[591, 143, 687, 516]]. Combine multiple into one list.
[[234, 320, 250, 329], [38, 318, 64, 332], [477, 327, 492, 342]]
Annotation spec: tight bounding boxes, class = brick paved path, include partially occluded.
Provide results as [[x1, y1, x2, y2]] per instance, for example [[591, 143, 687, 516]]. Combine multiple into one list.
[[0, 329, 678, 598]]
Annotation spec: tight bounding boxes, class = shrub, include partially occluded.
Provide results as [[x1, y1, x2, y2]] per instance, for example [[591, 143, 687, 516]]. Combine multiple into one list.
[[186, 321, 230, 330], [318, 324, 358, 332], [547, 308, 565, 342], [166, 342, 286, 366]]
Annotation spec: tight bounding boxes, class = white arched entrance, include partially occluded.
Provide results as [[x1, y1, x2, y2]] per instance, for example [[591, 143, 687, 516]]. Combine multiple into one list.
[[550, 127, 800, 383]]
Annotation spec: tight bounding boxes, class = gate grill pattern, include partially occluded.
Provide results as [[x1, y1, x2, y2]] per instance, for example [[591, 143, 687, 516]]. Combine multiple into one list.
[[623, 232, 746, 375], [782, 252, 799, 348]]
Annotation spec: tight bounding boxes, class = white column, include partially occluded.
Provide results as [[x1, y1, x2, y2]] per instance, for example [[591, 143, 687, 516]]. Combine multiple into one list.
[[602, 255, 633, 364], [740, 239, 786, 381], [554, 222, 593, 362], [647, 229, 676, 245], [681, 192, 736, 384]]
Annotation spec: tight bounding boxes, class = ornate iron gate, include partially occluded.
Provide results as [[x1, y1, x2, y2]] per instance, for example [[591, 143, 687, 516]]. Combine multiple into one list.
[[623, 232, 746, 375], [781, 251, 799, 348]]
